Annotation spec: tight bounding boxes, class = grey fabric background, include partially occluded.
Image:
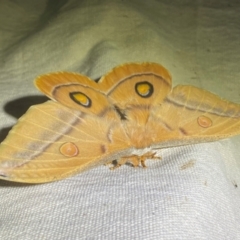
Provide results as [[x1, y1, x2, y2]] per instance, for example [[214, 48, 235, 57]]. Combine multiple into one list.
[[0, 1, 240, 239]]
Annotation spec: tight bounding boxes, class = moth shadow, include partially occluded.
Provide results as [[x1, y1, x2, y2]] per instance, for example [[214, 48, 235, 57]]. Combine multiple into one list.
[[0, 95, 48, 142]]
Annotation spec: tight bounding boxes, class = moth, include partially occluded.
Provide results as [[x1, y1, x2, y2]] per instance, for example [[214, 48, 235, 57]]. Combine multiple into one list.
[[0, 62, 240, 183]]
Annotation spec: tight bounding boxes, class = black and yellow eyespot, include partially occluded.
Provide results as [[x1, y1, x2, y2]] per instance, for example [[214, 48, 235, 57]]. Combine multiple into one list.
[[69, 92, 91, 107], [135, 81, 154, 98]]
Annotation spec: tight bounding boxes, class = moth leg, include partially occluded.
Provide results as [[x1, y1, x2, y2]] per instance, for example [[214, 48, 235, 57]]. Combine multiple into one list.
[[104, 160, 120, 170], [125, 155, 142, 167], [109, 155, 139, 170], [109, 152, 161, 170], [104, 161, 114, 166], [139, 152, 162, 168]]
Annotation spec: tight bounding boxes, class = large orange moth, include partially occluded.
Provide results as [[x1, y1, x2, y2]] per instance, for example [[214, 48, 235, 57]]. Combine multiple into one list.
[[0, 62, 240, 183]]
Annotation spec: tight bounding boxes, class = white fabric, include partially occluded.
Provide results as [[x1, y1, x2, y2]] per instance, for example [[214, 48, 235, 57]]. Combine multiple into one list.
[[1, 1, 240, 239]]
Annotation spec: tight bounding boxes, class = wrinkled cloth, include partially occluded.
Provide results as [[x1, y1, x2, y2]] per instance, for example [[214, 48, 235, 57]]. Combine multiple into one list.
[[0, 1, 240, 239]]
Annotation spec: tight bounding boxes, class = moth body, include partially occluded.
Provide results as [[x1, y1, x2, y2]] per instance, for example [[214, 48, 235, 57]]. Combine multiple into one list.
[[0, 62, 240, 183]]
